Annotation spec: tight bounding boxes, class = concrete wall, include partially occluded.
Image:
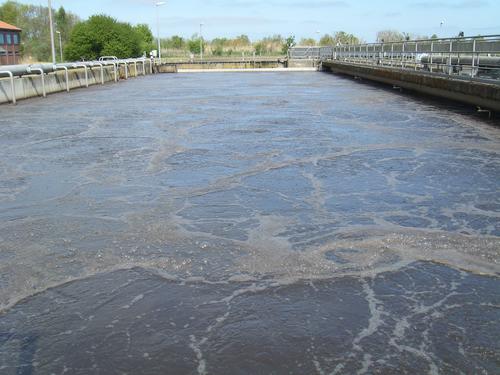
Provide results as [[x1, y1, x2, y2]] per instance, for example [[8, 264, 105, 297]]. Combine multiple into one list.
[[165, 60, 284, 71], [287, 59, 318, 68], [322, 61, 500, 112], [0, 63, 148, 105]]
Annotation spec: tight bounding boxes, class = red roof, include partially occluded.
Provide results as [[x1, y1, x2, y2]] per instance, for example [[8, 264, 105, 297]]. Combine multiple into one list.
[[0, 21, 22, 31]]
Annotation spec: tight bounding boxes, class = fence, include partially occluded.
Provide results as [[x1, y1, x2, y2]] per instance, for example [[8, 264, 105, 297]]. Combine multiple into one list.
[[0, 58, 153, 104], [291, 35, 500, 81]]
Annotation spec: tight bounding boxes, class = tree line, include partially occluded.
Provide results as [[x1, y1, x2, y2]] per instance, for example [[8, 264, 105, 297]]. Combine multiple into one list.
[[1, 0, 448, 63]]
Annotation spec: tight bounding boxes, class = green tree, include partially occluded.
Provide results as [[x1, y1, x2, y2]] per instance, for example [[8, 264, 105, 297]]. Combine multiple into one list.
[[299, 38, 316, 46], [211, 37, 228, 56], [134, 23, 154, 54], [0, 1, 80, 62], [282, 35, 296, 54], [376, 30, 405, 43], [319, 34, 335, 46], [165, 35, 185, 50], [0, 0, 19, 24], [65, 15, 143, 60], [187, 36, 201, 55]]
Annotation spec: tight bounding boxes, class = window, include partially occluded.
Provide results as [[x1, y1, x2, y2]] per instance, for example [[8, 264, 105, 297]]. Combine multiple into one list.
[[6, 33, 12, 45], [13, 33, 19, 45], [0, 33, 4, 45]]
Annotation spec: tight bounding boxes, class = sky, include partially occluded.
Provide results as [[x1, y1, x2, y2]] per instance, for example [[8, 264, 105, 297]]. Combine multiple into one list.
[[13, 0, 500, 42]]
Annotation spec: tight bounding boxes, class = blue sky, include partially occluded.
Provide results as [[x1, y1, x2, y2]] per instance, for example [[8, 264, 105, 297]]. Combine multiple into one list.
[[14, 0, 500, 42]]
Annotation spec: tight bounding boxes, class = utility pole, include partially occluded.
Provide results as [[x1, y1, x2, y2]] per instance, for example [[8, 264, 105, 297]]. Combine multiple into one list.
[[200, 23, 204, 62], [155, 2, 166, 62], [56, 30, 63, 62], [48, 0, 56, 64]]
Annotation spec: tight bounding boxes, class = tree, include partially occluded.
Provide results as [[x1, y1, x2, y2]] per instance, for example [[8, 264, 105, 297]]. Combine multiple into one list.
[[187, 36, 201, 55], [65, 15, 143, 60], [376, 30, 405, 43], [164, 35, 185, 50], [0, 1, 19, 24], [299, 38, 316, 46], [319, 34, 335, 46], [282, 35, 296, 54], [211, 37, 228, 56], [0, 1, 80, 62], [333, 31, 361, 45], [319, 32, 362, 46], [134, 24, 154, 54]]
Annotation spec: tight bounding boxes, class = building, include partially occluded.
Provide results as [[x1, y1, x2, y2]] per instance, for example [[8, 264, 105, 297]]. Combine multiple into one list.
[[0, 21, 22, 65]]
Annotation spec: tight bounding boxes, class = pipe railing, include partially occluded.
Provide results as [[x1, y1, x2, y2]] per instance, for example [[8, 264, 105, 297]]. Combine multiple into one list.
[[0, 57, 152, 105], [0, 70, 15, 104], [293, 34, 500, 81], [54, 65, 70, 92]]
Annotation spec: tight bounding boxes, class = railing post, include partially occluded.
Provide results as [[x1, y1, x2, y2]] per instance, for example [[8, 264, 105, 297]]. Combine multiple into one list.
[[415, 42, 418, 71], [0, 71, 16, 104], [55, 65, 70, 92], [402, 42, 405, 68], [430, 41, 434, 73], [471, 39, 477, 77], [72, 64, 89, 87], [449, 39, 453, 75]]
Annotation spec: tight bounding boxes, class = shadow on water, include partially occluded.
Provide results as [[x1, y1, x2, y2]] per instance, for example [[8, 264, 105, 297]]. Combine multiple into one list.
[[322, 70, 500, 124]]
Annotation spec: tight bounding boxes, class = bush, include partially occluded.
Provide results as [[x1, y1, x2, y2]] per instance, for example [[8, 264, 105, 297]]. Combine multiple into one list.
[[65, 14, 147, 60]]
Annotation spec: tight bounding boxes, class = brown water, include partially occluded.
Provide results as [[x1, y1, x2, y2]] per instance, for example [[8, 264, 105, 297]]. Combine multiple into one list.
[[0, 72, 499, 374]]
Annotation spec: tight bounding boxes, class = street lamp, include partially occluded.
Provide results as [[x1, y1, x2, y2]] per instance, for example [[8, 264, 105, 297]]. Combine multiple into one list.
[[200, 22, 204, 62], [56, 30, 63, 62], [155, 1, 166, 61], [47, 0, 56, 64]]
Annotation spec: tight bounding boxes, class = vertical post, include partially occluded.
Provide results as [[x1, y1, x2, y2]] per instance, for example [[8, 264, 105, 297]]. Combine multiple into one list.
[[402, 42, 405, 68], [415, 42, 418, 71], [200, 23, 204, 62], [449, 39, 453, 75], [56, 31, 63, 62], [155, 2, 165, 62], [391, 43, 394, 66], [430, 41, 434, 73], [0, 71, 16, 104], [471, 39, 476, 77], [47, 0, 57, 64]]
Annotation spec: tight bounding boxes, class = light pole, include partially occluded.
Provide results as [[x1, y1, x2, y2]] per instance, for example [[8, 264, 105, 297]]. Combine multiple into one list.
[[56, 30, 63, 62], [47, 0, 56, 64], [199, 22, 204, 62], [155, 1, 166, 62]]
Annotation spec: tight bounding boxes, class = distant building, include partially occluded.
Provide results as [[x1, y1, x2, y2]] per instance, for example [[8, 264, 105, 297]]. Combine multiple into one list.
[[0, 21, 22, 65]]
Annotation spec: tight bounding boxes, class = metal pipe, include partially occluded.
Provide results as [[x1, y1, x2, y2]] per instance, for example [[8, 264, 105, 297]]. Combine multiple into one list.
[[92, 62, 105, 85], [124, 62, 129, 79], [27, 67, 46, 97], [54, 65, 70, 92], [0, 71, 16, 104], [73, 64, 89, 87]]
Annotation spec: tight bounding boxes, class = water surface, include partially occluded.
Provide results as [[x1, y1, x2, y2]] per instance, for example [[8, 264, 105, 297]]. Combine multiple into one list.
[[0, 72, 499, 374]]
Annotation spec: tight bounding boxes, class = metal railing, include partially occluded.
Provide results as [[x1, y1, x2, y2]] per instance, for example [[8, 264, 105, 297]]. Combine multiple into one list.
[[0, 57, 153, 105], [291, 34, 500, 82]]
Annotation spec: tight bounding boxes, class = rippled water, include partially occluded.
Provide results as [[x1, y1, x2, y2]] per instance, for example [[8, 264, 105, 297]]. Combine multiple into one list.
[[0, 72, 499, 374]]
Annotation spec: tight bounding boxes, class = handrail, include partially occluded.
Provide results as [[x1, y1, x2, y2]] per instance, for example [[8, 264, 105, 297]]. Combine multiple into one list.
[[305, 34, 500, 82], [1, 57, 153, 104], [0, 70, 16, 104], [26, 67, 46, 97], [54, 65, 70, 92], [92, 62, 105, 85], [72, 64, 89, 87]]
